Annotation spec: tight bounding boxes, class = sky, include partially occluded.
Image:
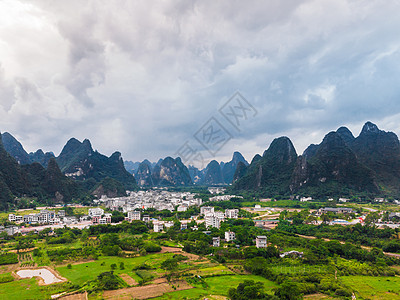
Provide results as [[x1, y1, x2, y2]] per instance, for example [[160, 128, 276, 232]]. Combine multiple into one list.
[[1, 0, 400, 168]]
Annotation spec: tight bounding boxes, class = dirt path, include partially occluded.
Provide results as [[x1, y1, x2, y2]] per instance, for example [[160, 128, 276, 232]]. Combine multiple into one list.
[[102, 280, 193, 299], [119, 273, 137, 286], [59, 292, 87, 300]]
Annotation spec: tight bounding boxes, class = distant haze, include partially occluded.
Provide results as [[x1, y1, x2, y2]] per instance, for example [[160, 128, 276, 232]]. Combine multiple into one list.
[[1, 1, 400, 167]]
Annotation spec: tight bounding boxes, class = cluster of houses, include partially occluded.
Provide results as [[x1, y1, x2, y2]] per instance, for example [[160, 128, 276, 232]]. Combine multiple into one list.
[[209, 195, 243, 202], [210, 231, 237, 247], [88, 208, 112, 225], [99, 190, 202, 212], [211, 235, 267, 248], [8, 210, 66, 225], [316, 207, 355, 216], [200, 206, 239, 229]]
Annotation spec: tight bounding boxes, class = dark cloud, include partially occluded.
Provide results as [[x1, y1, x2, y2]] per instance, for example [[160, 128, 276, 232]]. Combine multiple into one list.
[[1, 0, 400, 165]]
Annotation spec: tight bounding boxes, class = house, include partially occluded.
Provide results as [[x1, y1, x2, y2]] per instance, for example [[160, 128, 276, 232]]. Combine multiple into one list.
[[92, 216, 101, 224], [225, 209, 239, 219], [8, 214, 16, 222], [212, 237, 220, 247], [180, 223, 188, 230], [225, 231, 235, 242], [280, 250, 303, 258], [201, 206, 215, 215], [205, 214, 220, 229], [164, 221, 174, 229], [1, 226, 20, 236], [300, 197, 312, 202], [142, 215, 150, 223], [256, 236, 267, 248], [177, 205, 188, 212], [317, 207, 354, 216], [88, 207, 104, 217], [127, 211, 141, 221], [153, 221, 164, 233]]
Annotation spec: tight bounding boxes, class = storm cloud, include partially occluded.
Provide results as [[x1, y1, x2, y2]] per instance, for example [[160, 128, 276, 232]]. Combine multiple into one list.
[[1, 0, 400, 166]]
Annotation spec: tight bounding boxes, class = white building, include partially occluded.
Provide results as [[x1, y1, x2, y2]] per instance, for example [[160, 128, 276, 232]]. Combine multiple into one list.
[[164, 221, 174, 229], [177, 205, 188, 212], [8, 214, 16, 222], [127, 211, 141, 221], [205, 214, 220, 229], [212, 237, 220, 247], [142, 215, 150, 223], [225, 231, 236, 242], [201, 206, 214, 215], [225, 209, 239, 219], [153, 221, 164, 233], [256, 236, 267, 248], [300, 197, 312, 202], [89, 207, 104, 217]]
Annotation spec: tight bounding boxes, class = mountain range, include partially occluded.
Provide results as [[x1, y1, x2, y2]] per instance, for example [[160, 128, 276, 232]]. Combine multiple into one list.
[[2, 121, 400, 210], [0, 132, 84, 210], [233, 122, 400, 198], [0, 133, 137, 209], [132, 151, 249, 187]]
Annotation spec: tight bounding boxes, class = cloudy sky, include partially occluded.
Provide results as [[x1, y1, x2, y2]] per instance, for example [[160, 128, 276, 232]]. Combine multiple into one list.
[[1, 0, 400, 167]]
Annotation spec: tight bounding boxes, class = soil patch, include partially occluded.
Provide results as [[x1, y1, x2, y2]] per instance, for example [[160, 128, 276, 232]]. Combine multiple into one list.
[[119, 273, 137, 286], [103, 280, 192, 299]]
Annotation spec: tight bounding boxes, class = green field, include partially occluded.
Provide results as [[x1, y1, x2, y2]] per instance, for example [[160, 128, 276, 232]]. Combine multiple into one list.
[[155, 274, 277, 299], [56, 253, 176, 286], [0, 276, 67, 300], [341, 276, 400, 299]]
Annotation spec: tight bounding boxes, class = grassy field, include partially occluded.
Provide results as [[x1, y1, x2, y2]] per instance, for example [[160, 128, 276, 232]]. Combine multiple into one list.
[[56, 253, 176, 286], [0, 276, 67, 300], [341, 276, 400, 299], [154, 274, 277, 299]]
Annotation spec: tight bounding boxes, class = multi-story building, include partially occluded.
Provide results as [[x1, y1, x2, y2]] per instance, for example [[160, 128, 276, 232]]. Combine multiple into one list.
[[93, 213, 112, 225], [153, 221, 164, 233], [205, 213, 220, 229], [8, 214, 16, 222], [142, 215, 150, 223], [215, 211, 225, 222], [225, 209, 239, 219], [177, 205, 188, 212], [256, 236, 267, 248], [127, 211, 141, 221], [164, 221, 174, 230], [225, 231, 236, 242], [212, 237, 220, 247], [200, 206, 214, 215]]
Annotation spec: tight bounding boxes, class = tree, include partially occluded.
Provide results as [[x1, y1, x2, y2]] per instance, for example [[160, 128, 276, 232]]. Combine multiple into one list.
[[110, 263, 117, 270], [274, 281, 302, 300], [96, 271, 120, 290], [228, 280, 272, 299], [364, 212, 379, 226]]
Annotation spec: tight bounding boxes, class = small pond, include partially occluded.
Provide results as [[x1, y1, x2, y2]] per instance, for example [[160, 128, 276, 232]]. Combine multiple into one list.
[[16, 268, 63, 285]]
